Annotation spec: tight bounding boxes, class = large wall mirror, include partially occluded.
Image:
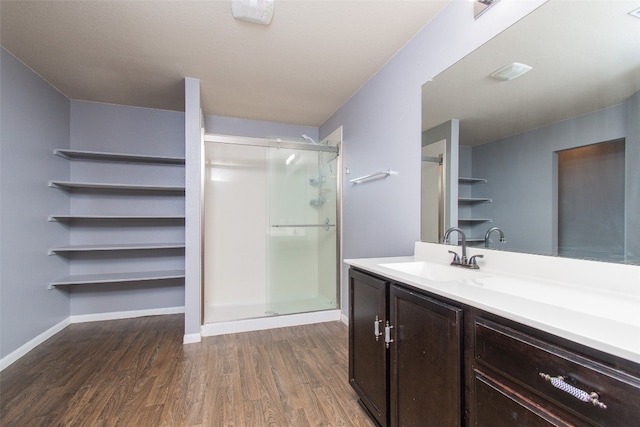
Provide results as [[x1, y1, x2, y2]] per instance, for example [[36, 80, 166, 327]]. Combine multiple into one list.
[[421, 0, 640, 264]]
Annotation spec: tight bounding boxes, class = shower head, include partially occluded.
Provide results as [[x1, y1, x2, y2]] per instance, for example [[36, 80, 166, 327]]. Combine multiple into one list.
[[301, 134, 318, 144]]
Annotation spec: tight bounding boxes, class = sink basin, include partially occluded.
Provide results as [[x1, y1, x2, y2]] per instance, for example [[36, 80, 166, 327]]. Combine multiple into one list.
[[378, 261, 487, 282], [470, 276, 544, 300]]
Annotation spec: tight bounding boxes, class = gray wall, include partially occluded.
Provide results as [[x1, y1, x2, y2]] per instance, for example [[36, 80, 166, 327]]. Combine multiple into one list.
[[1, 48, 70, 357], [470, 100, 634, 260], [320, 0, 546, 318], [68, 100, 186, 315]]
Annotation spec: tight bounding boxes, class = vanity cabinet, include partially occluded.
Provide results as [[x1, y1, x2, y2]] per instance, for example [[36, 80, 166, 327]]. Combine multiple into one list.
[[467, 313, 640, 427], [349, 268, 463, 427], [349, 266, 640, 427]]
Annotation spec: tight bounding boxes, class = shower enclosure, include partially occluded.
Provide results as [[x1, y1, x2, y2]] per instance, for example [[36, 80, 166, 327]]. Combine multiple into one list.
[[203, 134, 340, 325]]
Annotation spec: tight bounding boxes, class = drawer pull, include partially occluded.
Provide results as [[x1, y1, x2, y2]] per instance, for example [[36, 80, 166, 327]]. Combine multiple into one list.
[[539, 373, 607, 409]]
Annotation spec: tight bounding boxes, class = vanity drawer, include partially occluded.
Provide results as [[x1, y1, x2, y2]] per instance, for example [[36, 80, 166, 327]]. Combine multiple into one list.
[[474, 319, 640, 426]]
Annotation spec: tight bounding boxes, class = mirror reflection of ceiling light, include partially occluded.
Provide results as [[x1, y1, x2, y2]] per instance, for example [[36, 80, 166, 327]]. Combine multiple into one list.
[[490, 62, 533, 81], [629, 7, 640, 19]]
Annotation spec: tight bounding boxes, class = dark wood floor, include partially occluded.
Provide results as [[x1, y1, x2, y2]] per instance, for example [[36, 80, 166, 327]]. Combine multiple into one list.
[[0, 314, 375, 427]]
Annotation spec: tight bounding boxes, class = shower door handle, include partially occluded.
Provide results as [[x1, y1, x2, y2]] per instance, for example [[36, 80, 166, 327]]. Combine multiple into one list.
[[271, 219, 336, 231], [271, 224, 336, 228]]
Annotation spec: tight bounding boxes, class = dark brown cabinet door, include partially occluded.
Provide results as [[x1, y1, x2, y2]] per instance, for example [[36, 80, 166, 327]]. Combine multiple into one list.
[[349, 269, 388, 427], [389, 284, 462, 427]]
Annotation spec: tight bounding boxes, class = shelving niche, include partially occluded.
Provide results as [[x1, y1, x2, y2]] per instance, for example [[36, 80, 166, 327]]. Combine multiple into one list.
[[49, 149, 186, 288], [458, 177, 492, 244]]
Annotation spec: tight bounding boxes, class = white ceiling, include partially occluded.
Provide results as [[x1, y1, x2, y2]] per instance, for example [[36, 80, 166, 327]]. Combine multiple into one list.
[[422, 0, 640, 146], [1, 0, 449, 127]]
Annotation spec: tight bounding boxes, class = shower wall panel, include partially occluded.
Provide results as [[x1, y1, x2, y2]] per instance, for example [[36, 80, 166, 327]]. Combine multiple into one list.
[[204, 143, 268, 323]]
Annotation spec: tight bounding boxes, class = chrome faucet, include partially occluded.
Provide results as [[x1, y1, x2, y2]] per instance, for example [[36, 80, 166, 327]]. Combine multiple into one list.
[[484, 227, 506, 248], [443, 227, 483, 269]]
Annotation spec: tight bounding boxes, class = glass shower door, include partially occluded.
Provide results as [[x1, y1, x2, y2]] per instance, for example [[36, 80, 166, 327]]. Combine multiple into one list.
[[267, 146, 338, 315]]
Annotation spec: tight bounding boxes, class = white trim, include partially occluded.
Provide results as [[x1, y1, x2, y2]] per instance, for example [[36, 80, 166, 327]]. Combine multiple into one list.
[[1, 307, 187, 372], [340, 312, 349, 325], [183, 333, 202, 344], [69, 306, 185, 323], [1, 307, 341, 371], [0, 317, 70, 372], [201, 309, 341, 336]]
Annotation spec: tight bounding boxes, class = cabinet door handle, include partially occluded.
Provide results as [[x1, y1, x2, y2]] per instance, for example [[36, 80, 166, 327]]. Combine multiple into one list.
[[374, 316, 383, 341], [384, 321, 394, 349], [539, 373, 607, 409]]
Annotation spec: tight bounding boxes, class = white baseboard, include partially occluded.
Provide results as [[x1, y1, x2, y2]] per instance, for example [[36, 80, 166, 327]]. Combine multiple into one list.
[[1, 306, 186, 372], [2, 307, 340, 371], [201, 309, 341, 337], [340, 312, 349, 325], [183, 333, 202, 344], [69, 306, 185, 323], [0, 317, 70, 372]]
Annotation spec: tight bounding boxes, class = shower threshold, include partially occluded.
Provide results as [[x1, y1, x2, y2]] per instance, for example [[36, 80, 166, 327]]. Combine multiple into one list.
[[205, 296, 336, 323], [201, 298, 340, 336]]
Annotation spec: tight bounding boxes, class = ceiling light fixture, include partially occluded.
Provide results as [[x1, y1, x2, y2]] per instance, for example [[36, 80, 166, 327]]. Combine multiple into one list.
[[231, 0, 274, 25], [490, 62, 532, 81]]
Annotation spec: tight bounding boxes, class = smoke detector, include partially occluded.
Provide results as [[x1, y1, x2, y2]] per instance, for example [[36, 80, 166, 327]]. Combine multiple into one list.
[[231, 0, 274, 25]]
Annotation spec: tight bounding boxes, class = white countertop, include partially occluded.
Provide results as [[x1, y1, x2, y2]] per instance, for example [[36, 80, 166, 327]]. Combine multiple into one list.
[[345, 243, 640, 365]]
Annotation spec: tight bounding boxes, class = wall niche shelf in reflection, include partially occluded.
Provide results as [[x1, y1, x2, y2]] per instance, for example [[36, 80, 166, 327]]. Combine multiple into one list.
[[458, 197, 492, 204], [459, 177, 487, 184], [458, 175, 492, 246]]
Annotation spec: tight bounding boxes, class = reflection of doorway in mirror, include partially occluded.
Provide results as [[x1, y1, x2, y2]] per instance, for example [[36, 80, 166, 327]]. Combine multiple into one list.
[[557, 139, 625, 261], [421, 140, 445, 243]]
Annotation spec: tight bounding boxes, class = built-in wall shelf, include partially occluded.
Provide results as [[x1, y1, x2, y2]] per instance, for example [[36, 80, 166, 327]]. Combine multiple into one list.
[[459, 177, 487, 184], [49, 146, 185, 290], [54, 149, 185, 165], [458, 197, 492, 204], [49, 269, 185, 289], [49, 181, 185, 193], [458, 218, 492, 223], [454, 237, 484, 244], [49, 215, 185, 222], [49, 243, 185, 255], [458, 175, 491, 241]]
